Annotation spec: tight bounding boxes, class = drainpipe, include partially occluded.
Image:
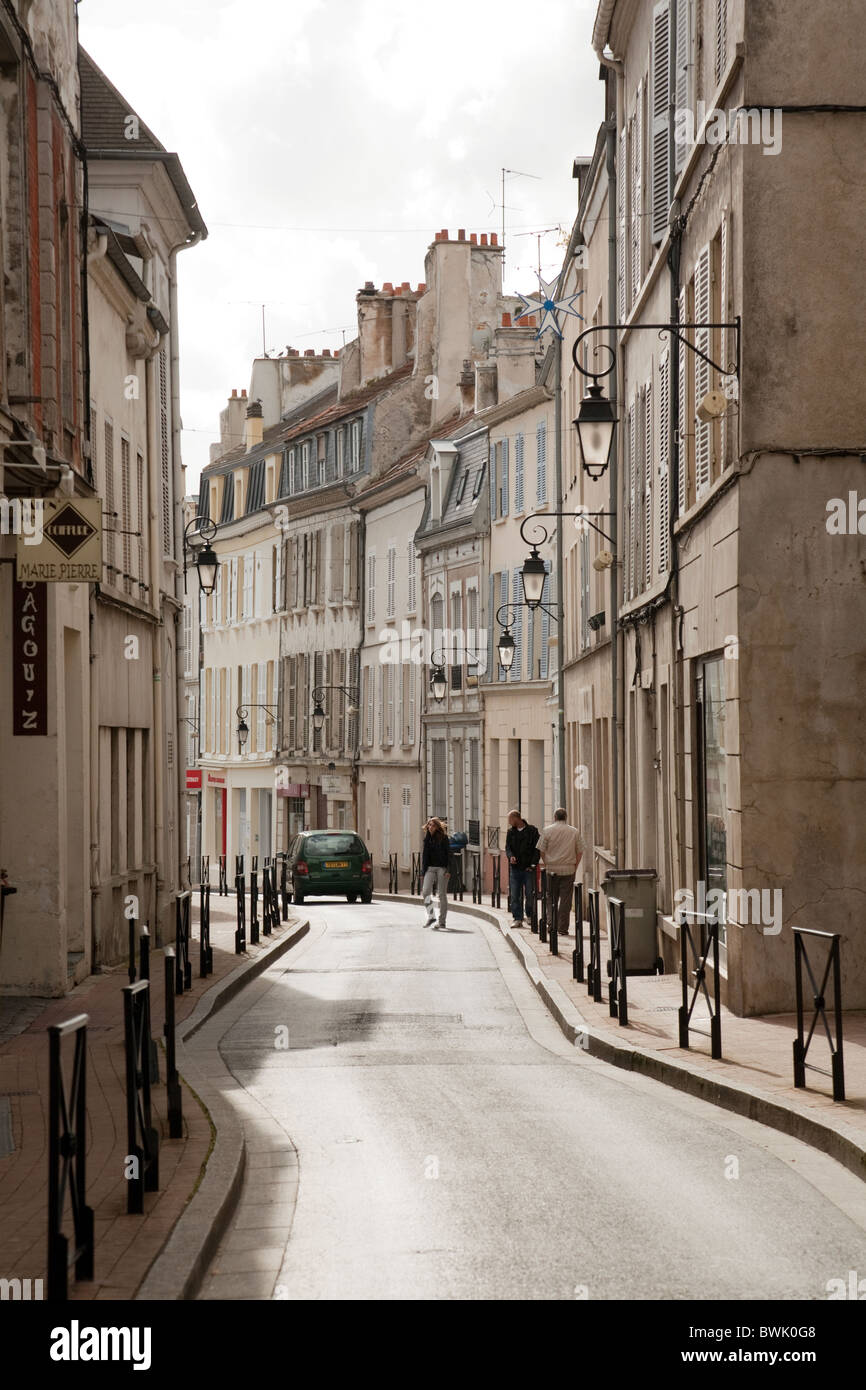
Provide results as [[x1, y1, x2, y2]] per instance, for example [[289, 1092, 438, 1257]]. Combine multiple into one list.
[[553, 341, 566, 810], [145, 341, 166, 941], [606, 68, 625, 868]]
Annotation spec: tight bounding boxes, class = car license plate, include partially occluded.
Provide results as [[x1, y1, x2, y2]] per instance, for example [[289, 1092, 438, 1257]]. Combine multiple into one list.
[[325, 860, 348, 869]]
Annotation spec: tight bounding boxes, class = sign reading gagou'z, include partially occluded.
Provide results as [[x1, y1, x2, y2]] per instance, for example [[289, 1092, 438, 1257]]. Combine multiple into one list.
[[16, 499, 102, 582]]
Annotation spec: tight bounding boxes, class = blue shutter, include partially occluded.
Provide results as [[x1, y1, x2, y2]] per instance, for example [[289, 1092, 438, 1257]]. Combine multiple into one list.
[[489, 445, 497, 521], [511, 569, 522, 681], [540, 562, 551, 678], [515, 434, 524, 511], [487, 572, 494, 677], [498, 570, 508, 681], [537, 423, 547, 503], [501, 439, 509, 515]]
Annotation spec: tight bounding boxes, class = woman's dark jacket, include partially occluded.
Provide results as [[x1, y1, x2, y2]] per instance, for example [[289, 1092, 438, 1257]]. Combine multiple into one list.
[[422, 832, 450, 873]]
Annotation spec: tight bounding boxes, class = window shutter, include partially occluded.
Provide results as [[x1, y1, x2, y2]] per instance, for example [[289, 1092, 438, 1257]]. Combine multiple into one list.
[[714, 0, 728, 87], [694, 244, 712, 498], [487, 572, 495, 677], [386, 543, 396, 618], [617, 127, 627, 320], [515, 433, 524, 511], [650, 0, 672, 245], [540, 564, 551, 679], [675, 0, 693, 175], [628, 401, 637, 599], [500, 439, 509, 516], [489, 445, 497, 521], [231, 556, 239, 622], [401, 787, 411, 865], [287, 656, 297, 750], [407, 541, 416, 612], [257, 664, 266, 751], [511, 569, 522, 682], [536, 423, 547, 503], [658, 350, 671, 572], [719, 209, 731, 470], [158, 349, 172, 555], [631, 86, 643, 305], [498, 571, 508, 681], [678, 289, 688, 513], [580, 534, 590, 652], [367, 553, 376, 622], [330, 524, 344, 602], [408, 661, 416, 743], [644, 381, 653, 589]]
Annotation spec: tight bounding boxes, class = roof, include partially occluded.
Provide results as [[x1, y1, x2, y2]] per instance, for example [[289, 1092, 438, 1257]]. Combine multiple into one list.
[[201, 362, 414, 479], [416, 419, 489, 541], [78, 48, 207, 241], [92, 219, 150, 301], [354, 407, 467, 510]]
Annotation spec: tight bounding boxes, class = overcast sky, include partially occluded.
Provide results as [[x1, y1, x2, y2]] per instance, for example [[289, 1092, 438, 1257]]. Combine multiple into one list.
[[78, 0, 604, 489]]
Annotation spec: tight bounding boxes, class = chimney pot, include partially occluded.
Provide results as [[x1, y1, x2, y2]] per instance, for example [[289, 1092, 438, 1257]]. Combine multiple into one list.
[[304, 348, 315, 356], [231, 388, 237, 398], [501, 312, 512, 327], [490, 232, 498, 247], [401, 281, 410, 291], [322, 348, 331, 357], [383, 281, 394, 293], [241, 388, 247, 397], [442, 228, 448, 240], [458, 229, 466, 241], [245, 398, 263, 418], [470, 233, 477, 245], [480, 233, 488, 247], [416, 282, 426, 294]]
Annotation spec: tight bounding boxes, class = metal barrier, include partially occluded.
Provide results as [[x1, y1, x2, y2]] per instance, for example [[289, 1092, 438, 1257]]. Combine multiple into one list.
[[128, 916, 137, 985], [47, 1013, 94, 1301], [547, 873, 559, 956], [607, 896, 628, 1025], [278, 853, 290, 920], [250, 857, 260, 945], [218, 854, 228, 895], [676, 908, 722, 1059], [793, 927, 844, 1101], [491, 854, 502, 909], [470, 852, 482, 904], [586, 888, 602, 1003], [530, 867, 540, 936], [200, 854, 209, 887], [235, 854, 244, 878], [261, 858, 274, 936], [122, 980, 160, 1213], [185, 856, 192, 890], [138, 927, 159, 1083], [163, 948, 183, 1138], [411, 852, 422, 896], [449, 852, 464, 901], [199, 874, 213, 977], [538, 869, 548, 945], [572, 884, 584, 982], [175, 890, 192, 995], [389, 852, 398, 893], [235, 873, 246, 953]]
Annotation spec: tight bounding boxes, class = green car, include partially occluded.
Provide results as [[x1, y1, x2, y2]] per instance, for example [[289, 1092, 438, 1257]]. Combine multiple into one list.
[[287, 830, 373, 905]]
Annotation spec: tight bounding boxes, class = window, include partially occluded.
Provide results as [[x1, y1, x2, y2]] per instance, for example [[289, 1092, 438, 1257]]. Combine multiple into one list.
[[450, 589, 462, 689], [498, 440, 509, 516], [536, 422, 547, 503], [288, 448, 298, 494], [302, 441, 311, 489], [316, 435, 326, 487], [386, 542, 396, 619], [272, 542, 284, 611], [472, 457, 486, 500], [455, 470, 468, 505], [430, 591, 444, 652], [329, 524, 344, 603], [337, 428, 345, 474], [104, 418, 115, 579], [219, 474, 234, 524], [466, 587, 479, 679], [246, 459, 265, 513], [401, 787, 411, 866], [431, 740, 447, 818], [515, 434, 525, 511], [650, 0, 673, 245], [350, 420, 361, 471], [278, 451, 290, 498], [382, 785, 391, 858], [120, 435, 131, 595], [407, 541, 417, 614], [366, 552, 376, 624], [158, 349, 172, 556]]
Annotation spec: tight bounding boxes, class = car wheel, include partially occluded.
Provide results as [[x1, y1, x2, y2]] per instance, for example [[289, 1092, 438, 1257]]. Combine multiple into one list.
[[361, 890, 372, 904], [294, 883, 305, 905], [346, 893, 357, 903]]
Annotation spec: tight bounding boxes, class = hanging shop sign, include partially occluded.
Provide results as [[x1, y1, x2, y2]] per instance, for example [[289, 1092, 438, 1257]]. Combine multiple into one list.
[[12, 580, 47, 735], [16, 498, 102, 582], [186, 770, 202, 790]]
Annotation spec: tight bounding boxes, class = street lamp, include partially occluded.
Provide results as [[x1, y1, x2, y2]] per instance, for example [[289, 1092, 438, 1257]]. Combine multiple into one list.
[[497, 626, 516, 672], [430, 651, 447, 703], [310, 684, 360, 736], [182, 515, 219, 596], [520, 548, 547, 610], [575, 381, 616, 480], [236, 705, 277, 752]]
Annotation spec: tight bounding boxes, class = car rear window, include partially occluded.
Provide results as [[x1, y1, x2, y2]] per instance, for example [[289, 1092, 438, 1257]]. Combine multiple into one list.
[[303, 834, 365, 856]]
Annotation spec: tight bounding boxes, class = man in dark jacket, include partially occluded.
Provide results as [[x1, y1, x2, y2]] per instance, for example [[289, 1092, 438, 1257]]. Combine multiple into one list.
[[505, 809, 539, 927]]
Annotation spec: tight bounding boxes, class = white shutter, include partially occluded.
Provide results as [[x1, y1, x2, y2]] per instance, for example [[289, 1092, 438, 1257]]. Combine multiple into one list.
[[382, 785, 391, 857], [401, 787, 411, 865], [500, 438, 509, 515], [678, 289, 688, 514], [489, 444, 497, 521], [617, 127, 627, 319], [386, 542, 396, 618], [498, 571, 508, 681], [628, 401, 637, 599], [540, 564, 551, 680], [674, 0, 693, 175], [694, 244, 712, 498], [367, 553, 376, 623], [630, 86, 643, 305], [487, 573, 495, 676], [658, 350, 671, 573], [407, 541, 416, 612], [650, 0, 672, 244], [536, 423, 547, 503], [408, 662, 416, 743], [719, 209, 731, 470], [644, 383, 653, 588], [231, 556, 239, 622], [714, 0, 728, 87], [580, 533, 590, 652], [511, 569, 522, 682], [515, 433, 524, 511], [257, 664, 266, 750]]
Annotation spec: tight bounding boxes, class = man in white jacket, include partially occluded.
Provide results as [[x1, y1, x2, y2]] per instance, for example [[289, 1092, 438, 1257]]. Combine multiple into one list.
[[537, 808, 583, 938]]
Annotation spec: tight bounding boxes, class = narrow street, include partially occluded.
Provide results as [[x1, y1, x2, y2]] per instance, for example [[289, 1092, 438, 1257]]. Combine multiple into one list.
[[192, 900, 866, 1301]]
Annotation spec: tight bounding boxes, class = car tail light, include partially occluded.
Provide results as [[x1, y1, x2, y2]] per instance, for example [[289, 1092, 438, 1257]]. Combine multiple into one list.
[[361, 859, 372, 874], [295, 861, 309, 875]]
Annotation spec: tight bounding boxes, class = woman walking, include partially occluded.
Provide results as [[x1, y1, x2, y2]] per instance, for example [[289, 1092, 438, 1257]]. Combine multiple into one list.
[[421, 818, 450, 929]]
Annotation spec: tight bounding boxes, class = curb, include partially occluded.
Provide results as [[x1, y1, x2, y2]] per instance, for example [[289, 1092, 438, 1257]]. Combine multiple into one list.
[[376, 890, 866, 1185], [135, 917, 310, 1301]]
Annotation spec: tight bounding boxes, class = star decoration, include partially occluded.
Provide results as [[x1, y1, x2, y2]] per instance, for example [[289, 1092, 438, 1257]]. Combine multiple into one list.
[[514, 274, 584, 339]]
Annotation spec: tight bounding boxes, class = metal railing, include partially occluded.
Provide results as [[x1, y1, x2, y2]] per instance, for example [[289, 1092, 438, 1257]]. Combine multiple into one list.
[[389, 852, 398, 893], [199, 872, 213, 977], [547, 873, 559, 956], [235, 872, 246, 953], [470, 851, 482, 903], [529, 867, 539, 935], [572, 884, 584, 982], [218, 854, 228, 895], [490, 854, 502, 909], [538, 869, 548, 943], [163, 947, 183, 1139], [586, 888, 602, 1003], [449, 852, 464, 901], [410, 852, 422, 896], [47, 1014, 94, 1301], [676, 908, 722, 1059], [277, 852, 290, 920], [250, 857, 260, 945], [793, 928, 844, 1101], [122, 980, 160, 1214], [607, 896, 628, 1026], [128, 916, 137, 985], [262, 858, 276, 935], [138, 926, 159, 1083], [175, 890, 192, 995]]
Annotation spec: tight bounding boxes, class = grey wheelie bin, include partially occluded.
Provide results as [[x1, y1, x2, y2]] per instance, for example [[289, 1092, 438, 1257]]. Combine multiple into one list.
[[602, 868, 662, 975]]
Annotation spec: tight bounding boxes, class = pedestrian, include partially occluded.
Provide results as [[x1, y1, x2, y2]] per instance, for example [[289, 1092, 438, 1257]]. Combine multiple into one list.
[[537, 808, 584, 938], [505, 809, 540, 928], [421, 817, 450, 929]]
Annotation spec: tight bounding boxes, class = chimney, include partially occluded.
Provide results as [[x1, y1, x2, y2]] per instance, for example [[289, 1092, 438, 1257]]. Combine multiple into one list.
[[244, 398, 263, 452], [458, 359, 475, 414], [475, 361, 498, 412]]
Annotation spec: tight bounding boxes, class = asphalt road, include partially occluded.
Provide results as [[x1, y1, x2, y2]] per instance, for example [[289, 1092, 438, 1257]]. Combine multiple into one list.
[[193, 897, 866, 1300]]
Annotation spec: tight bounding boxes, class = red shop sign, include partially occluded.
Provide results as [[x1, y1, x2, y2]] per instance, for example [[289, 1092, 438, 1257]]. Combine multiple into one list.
[[186, 770, 202, 790]]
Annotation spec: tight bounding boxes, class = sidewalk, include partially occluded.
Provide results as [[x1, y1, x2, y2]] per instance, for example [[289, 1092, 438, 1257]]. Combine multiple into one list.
[[0, 891, 303, 1299], [382, 890, 866, 1180]]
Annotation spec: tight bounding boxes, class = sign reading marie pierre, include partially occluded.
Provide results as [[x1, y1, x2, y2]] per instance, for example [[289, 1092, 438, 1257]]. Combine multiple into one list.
[[16, 498, 102, 582]]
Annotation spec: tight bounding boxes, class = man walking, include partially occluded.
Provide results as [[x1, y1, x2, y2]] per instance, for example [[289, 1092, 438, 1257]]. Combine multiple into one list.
[[537, 808, 583, 938], [505, 809, 540, 928]]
